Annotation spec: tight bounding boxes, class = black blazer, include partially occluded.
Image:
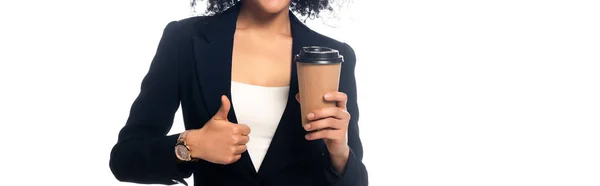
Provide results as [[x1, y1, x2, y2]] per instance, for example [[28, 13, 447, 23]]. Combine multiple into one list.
[[109, 3, 367, 186]]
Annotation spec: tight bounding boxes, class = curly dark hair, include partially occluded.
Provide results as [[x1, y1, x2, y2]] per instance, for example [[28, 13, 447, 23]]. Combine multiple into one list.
[[190, 0, 335, 18]]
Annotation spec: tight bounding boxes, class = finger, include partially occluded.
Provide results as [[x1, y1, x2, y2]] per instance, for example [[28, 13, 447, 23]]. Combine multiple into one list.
[[225, 154, 242, 164], [307, 107, 349, 121], [233, 154, 242, 162], [324, 92, 348, 109], [233, 144, 247, 154], [305, 129, 341, 141], [233, 135, 249, 145], [304, 118, 340, 132], [213, 95, 231, 120], [295, 93, 300, 103], [233, 124, 251, 136]]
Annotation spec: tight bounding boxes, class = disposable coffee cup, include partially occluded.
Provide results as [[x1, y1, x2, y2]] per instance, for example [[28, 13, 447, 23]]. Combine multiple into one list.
[[295, 46, 344, 126]]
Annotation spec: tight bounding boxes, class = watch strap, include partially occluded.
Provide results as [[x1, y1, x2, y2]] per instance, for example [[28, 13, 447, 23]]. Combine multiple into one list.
[[177, 130, 189, 144]]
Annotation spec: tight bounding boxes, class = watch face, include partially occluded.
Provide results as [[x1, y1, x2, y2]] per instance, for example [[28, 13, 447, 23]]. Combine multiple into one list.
[[175, 145, 191, 161]]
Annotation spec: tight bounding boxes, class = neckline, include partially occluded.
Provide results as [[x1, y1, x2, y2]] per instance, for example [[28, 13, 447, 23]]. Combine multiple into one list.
[[231, 81, 290, 89]]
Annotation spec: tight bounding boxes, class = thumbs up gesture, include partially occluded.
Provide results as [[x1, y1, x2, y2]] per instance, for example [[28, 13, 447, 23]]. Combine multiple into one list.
[[185, 95, 251, 165]]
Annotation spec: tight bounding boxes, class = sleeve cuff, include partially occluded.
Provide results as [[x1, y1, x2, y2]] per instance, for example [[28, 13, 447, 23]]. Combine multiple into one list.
[[323, 148, 358, 185], [156, 134, 194, 185]]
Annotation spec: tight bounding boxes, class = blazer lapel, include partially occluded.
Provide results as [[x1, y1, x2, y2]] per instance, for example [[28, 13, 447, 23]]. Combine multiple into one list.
[[192, 3, 258, 180]]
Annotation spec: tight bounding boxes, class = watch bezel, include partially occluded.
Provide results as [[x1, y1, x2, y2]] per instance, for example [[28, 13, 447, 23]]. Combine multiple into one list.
[[175, 144, 192, 161]]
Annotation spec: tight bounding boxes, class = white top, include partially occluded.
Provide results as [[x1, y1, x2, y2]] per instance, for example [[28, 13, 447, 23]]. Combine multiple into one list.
[[230, 81, 289, 171]]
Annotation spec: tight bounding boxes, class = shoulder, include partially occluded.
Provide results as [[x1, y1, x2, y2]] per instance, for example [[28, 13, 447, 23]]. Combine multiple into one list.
[[159, 16, 208, 37]]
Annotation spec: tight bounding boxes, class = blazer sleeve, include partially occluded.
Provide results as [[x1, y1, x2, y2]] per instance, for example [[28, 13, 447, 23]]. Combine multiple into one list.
[[323, 43, 369, 186], [109, 21, 195, 186]]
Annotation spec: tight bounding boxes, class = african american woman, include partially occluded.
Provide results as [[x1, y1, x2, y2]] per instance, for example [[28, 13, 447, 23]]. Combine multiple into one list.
[[109, 0, 368, 186]]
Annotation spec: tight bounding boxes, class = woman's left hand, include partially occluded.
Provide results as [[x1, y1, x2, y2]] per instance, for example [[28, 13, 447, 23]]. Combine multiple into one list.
[[295, 92, 351, 163]]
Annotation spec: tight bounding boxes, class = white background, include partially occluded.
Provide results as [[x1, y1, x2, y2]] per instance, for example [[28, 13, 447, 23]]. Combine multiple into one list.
[[1, 0, 599, 185]]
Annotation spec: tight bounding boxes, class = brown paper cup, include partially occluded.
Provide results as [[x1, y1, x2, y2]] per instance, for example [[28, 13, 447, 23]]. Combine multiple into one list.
[[294, 46, 344, 126]]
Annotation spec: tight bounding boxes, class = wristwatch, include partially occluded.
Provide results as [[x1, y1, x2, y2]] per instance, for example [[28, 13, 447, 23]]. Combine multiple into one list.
[[175, 130, 196, 162]]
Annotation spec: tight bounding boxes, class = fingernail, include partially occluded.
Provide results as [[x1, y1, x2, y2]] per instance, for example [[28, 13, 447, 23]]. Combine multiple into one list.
[[307, 113, 314, 119], [304, 124, 311, 130], [324, 93, 332, 99], [305, 134, 310, 139]]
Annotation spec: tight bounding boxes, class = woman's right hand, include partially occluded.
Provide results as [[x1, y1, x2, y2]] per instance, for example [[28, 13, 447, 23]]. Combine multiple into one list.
[[185, 95, 251, 165]]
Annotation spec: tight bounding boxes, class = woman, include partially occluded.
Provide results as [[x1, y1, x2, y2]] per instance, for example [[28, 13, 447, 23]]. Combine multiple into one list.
[[109, 0, 367, 186]]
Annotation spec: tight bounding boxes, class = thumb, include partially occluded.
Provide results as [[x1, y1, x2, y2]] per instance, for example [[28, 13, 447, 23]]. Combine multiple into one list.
[[213, 95, 231, 120]]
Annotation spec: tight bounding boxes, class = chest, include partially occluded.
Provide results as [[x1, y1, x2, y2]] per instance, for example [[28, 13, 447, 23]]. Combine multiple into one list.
[[231, 31, 293, 87]]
